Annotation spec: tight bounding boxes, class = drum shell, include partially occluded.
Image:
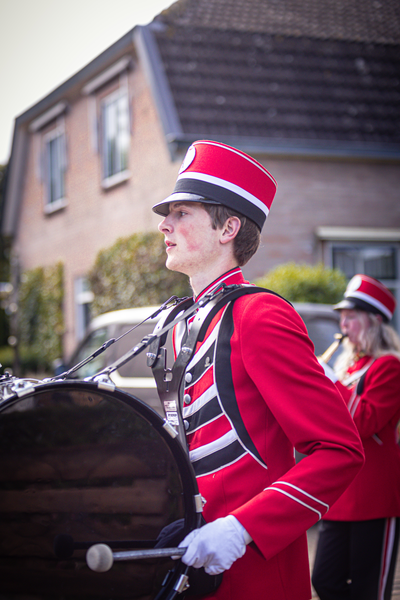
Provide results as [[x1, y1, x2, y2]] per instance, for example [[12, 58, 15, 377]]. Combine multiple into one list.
[[0, 379, 201, 599]]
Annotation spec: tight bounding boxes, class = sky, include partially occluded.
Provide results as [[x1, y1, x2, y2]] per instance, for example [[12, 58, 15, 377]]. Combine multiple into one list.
[[0, 0, 175, 164]]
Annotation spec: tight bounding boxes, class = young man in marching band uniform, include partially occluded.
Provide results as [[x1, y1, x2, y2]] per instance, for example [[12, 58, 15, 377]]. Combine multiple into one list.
[[313, 275, 400, 600], [152, 140, 364, 599]]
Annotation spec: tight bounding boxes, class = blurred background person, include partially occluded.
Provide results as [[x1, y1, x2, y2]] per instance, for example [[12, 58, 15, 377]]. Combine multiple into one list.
[[313, 274, 400, 600]]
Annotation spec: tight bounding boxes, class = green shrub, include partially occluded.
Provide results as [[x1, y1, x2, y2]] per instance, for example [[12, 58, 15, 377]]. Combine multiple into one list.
[[0, 345, 50, 375], [0, 345, 13, 370], [253, 262, 347, 304], [88, 232, 191, 317], [18, 262, 64, 372]]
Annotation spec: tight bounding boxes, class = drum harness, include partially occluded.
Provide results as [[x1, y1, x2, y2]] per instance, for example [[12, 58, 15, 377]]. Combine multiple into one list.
[[147, 283, 289, 449], [93, 282, 287, 450]]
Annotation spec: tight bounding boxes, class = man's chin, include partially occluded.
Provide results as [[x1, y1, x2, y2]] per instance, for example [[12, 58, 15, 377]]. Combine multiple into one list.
[[165, 257, 188, 277], [165, 257, 180, 272]]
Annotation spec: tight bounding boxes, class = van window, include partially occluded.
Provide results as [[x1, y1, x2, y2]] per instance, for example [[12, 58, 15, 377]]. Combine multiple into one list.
[[116, 323, 174, 378], [72, 327, 109, 377], [304, 318, 340, 358]]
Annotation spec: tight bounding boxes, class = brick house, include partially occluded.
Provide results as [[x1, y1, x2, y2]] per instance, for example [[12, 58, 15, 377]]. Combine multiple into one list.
[[2, 0, 400, 360]]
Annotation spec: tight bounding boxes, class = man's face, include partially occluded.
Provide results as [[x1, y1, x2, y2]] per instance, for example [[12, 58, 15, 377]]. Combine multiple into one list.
[[158, 201, 223, 277]]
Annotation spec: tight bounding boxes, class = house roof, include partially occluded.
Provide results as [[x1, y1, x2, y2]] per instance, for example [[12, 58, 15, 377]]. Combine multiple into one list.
[[139, 0, 400, 158], [156, 0, 400, 44]]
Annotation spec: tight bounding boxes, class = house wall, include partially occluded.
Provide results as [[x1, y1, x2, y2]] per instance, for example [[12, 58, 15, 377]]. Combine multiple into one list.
[[14, 60, 182, 359], [13, 55, 400, 361], [243, 159, 400, 281]]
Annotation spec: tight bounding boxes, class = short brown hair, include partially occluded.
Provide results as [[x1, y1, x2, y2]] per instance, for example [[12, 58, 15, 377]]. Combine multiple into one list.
[[202, 203, 261, 266]]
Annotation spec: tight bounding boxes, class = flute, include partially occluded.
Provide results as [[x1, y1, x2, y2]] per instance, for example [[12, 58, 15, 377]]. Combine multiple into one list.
[[318, 333, 347, 363]]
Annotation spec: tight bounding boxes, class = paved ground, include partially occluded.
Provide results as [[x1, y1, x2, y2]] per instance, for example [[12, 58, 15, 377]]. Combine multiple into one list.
[[307, 524, 400, 599]]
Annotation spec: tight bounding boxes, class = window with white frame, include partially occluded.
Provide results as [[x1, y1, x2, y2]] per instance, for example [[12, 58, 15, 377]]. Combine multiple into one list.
[[332, 245, 397, 281], [29, 101, 68, 213], [82, 56, 132, 189], [101, 89, 130, 183], [43, 125, 66, 211]]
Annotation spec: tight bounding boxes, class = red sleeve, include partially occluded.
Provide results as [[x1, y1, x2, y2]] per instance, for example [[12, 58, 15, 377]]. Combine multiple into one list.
[[346, 356, 400, 439]]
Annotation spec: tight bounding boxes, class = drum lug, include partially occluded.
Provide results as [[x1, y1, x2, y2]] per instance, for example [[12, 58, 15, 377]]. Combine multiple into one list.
[[91, 374, 116, 392], [12, 379, 36, 397], [174, 573, 190, 594], [194, 494, 205, 513], [163, 419, 178, 438]]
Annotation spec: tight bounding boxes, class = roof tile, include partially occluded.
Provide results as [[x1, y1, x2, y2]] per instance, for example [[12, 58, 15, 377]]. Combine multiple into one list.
[[152, 1, 400, 153]]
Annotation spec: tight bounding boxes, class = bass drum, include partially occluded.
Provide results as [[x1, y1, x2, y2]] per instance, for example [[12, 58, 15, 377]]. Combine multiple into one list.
[[0, 379, 201, 600]]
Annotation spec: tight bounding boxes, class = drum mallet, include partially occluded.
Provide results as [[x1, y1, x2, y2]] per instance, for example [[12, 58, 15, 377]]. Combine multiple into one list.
[[86, 543, 187, 572]]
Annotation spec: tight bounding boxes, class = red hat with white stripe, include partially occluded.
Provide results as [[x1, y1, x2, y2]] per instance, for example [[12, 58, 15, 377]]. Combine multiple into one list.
[[152, 140, 277, 230], [333, 274, 396, 322]]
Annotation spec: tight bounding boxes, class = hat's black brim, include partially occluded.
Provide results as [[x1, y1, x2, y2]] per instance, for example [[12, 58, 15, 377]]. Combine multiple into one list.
[[152, 193, 220, 216]]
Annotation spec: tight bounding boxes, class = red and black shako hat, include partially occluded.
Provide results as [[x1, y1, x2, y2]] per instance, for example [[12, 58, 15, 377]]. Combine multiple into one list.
[[333, 274, 396, 322], [152, 140, 277, 230]]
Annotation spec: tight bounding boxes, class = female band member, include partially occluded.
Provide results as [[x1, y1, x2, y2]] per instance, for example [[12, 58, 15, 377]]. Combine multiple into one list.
[[313, 274, 400, 600]]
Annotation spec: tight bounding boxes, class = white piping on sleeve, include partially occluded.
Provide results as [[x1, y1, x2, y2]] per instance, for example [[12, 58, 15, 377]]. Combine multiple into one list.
[[274, 481, 329, 511], [265, 487, 323, 519]]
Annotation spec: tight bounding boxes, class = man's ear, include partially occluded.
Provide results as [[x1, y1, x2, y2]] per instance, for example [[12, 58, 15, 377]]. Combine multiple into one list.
[[220, 216, 241, 244]]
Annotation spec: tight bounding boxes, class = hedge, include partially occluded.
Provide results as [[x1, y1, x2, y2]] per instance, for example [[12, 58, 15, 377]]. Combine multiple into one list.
[[17, 262, 64, 372], [253, 262, 347, 304], [88, 232, 191, 317]]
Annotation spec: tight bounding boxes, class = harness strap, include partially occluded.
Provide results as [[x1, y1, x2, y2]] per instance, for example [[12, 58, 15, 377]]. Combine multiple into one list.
[[356, 372, 367, 395], [343, 358, 375, 389], [146, 296, 194, 368], [151, 284, 291, 450]]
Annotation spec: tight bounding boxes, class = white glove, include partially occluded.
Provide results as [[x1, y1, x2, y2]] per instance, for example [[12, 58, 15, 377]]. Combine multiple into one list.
[[178, 515, 249, 575], [318, 358, 338, 383]]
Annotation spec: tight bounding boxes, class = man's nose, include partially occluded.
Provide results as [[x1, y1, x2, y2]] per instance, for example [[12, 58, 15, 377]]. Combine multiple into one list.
[[158, 217, 171, 233]]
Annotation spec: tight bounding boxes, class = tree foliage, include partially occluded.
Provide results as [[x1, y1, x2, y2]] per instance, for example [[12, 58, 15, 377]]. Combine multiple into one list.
[[18, 262, 64, 371], [88, 232, 191, 317], [0, 163, 10, 346], [253, 262, 347, 304]]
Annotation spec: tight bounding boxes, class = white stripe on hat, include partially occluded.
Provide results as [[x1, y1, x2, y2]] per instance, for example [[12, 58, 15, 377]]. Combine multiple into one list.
[[176, 171, 270, 218], [346, 290, 392, 320]]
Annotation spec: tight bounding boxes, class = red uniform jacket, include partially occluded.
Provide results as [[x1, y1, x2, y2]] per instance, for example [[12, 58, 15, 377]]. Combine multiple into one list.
[[173, 268, 364, 600], [326, 354, 400, 522]]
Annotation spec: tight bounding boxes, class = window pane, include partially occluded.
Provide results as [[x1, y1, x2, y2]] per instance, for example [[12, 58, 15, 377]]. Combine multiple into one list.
[[363, 248, 396, 279], [103, 101, 116, 178], [102, 92, 129, 179], [332, 245, 396, 280], [75, 277, 94, 342], [118, 94, 129, 172], [72, 327, 109, 377], [47, 134, 64, 204], [332, 248, 357, 278]]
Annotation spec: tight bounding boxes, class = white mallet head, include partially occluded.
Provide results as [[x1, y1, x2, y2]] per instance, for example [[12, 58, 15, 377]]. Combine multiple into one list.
[[86, 544, 114, 572]]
